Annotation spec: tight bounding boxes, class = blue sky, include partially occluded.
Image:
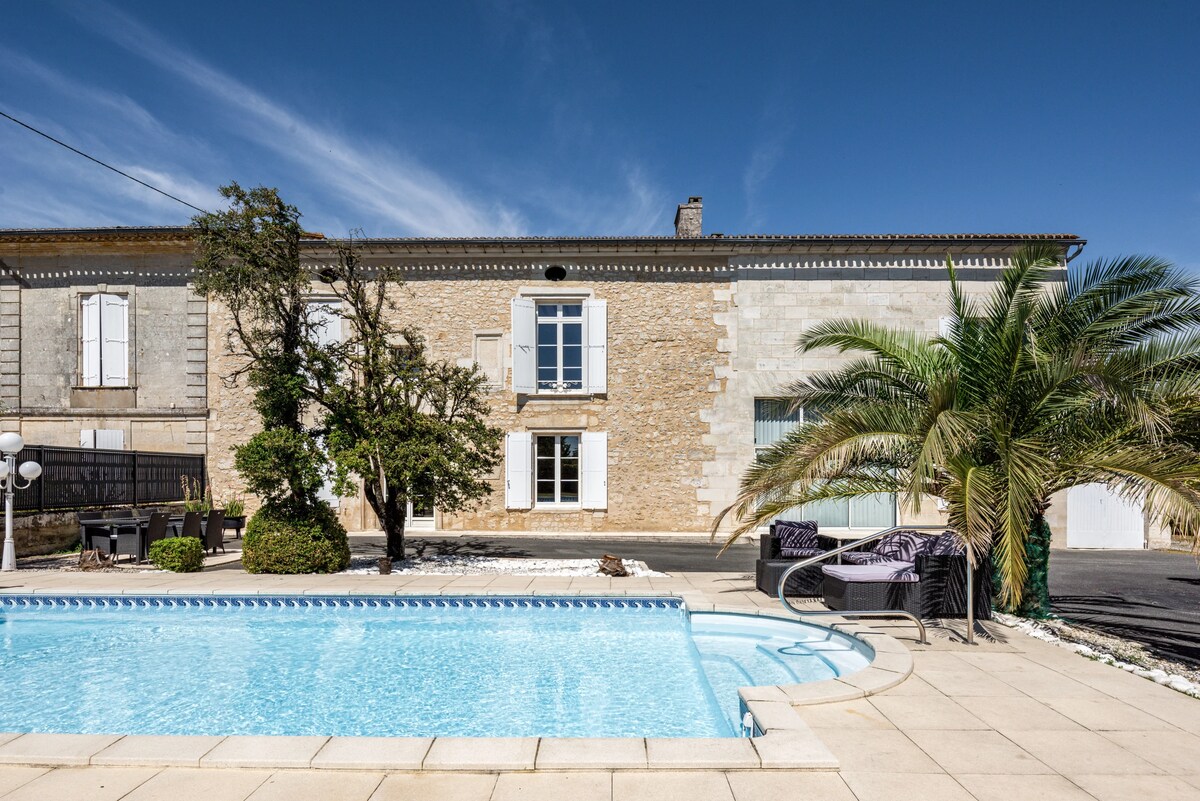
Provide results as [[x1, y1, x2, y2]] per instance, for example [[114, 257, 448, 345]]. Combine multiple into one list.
[[2, 1, 1198, 266]]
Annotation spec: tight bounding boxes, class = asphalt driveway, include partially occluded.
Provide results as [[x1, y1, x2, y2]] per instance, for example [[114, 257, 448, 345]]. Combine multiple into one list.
[[356, 533, 1200, 665], [1050, 548, 1200, 667]]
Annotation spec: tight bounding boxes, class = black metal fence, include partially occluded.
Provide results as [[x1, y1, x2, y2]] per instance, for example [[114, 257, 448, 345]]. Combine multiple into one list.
[[11, 445, 206, 513]]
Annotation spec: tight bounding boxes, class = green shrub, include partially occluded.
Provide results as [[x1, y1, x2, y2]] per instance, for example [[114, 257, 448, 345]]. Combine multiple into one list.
[[149, 537, 205, 572], [242, 502, 350, 574]]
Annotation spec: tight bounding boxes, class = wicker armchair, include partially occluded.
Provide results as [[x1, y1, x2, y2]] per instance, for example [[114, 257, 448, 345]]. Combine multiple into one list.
[[755, 521, 839, 597]]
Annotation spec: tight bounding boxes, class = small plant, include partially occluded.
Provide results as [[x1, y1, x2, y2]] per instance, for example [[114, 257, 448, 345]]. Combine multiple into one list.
[[149, 537, 204, 572], [180, 475, 212, 513], [223, 496, 246, 518]]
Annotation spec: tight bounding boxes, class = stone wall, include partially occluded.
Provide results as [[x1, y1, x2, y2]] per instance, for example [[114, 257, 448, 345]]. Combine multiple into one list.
[[206, 259, 732, 532], [0, 237, 207, 454], [700, 254, 1034, 533]]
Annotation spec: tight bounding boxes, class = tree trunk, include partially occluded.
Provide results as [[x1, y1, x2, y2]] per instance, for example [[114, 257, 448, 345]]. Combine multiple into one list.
[[1017, 509, 1053, 618], [364, 482, 407, 561]]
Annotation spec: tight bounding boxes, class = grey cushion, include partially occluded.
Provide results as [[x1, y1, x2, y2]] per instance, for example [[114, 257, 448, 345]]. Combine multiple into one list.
[[780, 547, 824, 559], [776, 519, 818, 551], [822, 560, 919, 583]]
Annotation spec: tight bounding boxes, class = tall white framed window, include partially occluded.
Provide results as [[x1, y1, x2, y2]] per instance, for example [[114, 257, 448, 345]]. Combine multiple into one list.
[[753, 397, 895, 529], [511, 297, 606, 395], [536, 433, 580, 505], [80, 293, 129, 387], [536, 303, 584, 393]]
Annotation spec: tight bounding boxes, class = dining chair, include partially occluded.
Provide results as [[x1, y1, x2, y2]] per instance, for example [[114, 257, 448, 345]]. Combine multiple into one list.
[[77, 510, 108, 549], [203, 510, 226, 555], [180, 511, 202, 539], [144, 512, 170, 561], [114, 527, 141, 564]]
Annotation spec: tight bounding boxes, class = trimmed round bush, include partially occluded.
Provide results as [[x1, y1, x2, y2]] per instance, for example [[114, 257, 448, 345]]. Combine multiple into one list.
[[242, 502, 350, 574], [149, 537, 205, 573]]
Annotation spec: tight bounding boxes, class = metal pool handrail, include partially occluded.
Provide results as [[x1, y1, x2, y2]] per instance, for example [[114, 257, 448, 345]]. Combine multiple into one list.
[[775, 524, 979, 646]]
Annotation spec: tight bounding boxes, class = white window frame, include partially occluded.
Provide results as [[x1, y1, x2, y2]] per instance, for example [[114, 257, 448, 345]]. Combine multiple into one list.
[[753, 397, 896, 530], [534, 432, 582, 508], [535, 302, 585, 394], [407, 498, 436, 529]]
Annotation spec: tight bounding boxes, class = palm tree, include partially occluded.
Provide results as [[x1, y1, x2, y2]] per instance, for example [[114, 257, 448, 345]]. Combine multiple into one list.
[[717, 243, 1200, 615]]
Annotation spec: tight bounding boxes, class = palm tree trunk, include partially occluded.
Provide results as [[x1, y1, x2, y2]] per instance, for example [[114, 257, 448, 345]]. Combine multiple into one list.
[[1017, 508, 1053, 618]]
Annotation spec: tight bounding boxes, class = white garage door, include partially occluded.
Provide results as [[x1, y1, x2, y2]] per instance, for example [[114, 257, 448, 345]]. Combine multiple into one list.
[[1066, 484, 1145, 549]]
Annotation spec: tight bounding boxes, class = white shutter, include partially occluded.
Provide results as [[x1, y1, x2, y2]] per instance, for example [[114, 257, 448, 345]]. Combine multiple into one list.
[[80, 429, 96, 448], [584, 299, 607, 394], [308, 301, 340, 347], [314, 434, 339, 509], [80, 294, 101, 387], [95, 429, 125, 450], [505, 431, 533, 510], [100, 294, 129, 386], [510, 298, 536, 394], [581, 431, 608, 510]]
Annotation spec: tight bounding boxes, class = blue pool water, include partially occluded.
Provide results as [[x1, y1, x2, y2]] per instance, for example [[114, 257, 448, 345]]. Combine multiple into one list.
[[0, 596, 868, 738]]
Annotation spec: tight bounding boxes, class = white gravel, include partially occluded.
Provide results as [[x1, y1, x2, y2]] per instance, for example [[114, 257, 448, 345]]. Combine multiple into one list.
[[340, 555, 667, 577], [995, 612, 1200, 699]]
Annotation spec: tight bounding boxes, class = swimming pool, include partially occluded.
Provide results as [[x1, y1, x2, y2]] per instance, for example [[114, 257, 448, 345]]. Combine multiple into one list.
[[0, 595, 869, 738]]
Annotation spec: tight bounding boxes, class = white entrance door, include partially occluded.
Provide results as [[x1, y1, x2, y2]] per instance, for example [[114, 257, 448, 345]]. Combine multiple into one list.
[[408, 498, 435, 530], [1066, 484, 1144, 549]]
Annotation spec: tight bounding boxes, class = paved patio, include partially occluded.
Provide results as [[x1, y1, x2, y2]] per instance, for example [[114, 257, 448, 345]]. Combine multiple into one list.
[[0, 568, 1195, 800]]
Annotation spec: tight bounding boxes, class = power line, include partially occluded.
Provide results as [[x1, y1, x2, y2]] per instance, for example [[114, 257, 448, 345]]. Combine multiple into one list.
[[0, 108, 209, 215]]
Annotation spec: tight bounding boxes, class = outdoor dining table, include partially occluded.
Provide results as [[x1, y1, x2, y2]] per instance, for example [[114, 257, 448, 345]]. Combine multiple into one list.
[[85, 515, 187, 563]]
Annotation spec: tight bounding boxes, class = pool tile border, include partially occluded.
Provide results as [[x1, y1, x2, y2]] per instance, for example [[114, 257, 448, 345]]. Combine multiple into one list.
[[0, 593, 684, 610], [0, 591, 913, 773]]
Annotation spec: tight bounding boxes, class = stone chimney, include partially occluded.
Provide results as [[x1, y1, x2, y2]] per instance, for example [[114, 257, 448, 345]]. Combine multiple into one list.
[[674, 196, 702, 238]]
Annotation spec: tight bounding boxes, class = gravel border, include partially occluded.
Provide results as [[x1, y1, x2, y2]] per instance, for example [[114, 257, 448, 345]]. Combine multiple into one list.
[[995, 611, 1200, 698]]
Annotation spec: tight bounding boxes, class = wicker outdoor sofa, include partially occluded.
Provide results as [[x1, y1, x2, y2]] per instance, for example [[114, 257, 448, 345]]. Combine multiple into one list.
[[756, 522, 992, 620]]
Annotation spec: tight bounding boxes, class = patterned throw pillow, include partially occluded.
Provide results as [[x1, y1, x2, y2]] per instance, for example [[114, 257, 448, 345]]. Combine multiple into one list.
[[842, 551, 889, 565], [873, 530, 928, 562], [775, 520, 818, 551], [926, 532, 965, 556], [780, 547, 824, 559]]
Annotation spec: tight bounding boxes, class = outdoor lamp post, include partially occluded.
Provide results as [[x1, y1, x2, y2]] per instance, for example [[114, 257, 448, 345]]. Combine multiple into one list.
[[0, 433, 42, 572]]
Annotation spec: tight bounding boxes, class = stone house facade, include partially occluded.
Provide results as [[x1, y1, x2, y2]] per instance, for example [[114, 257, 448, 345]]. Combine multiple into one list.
[[4, 202, 1109, 543]]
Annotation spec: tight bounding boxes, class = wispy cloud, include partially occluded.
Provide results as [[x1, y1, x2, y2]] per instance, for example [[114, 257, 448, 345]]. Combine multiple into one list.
[[742, 127, 791, 231], [68, 1, 528, 237], [3, 4, 669, 236]]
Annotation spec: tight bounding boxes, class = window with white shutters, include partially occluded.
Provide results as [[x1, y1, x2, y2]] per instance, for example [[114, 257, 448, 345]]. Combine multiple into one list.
[[511, 297, 606, 395], [80, 293, 129, 387], [80, 429, 125, 449], [504, 430, 608, 511]]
